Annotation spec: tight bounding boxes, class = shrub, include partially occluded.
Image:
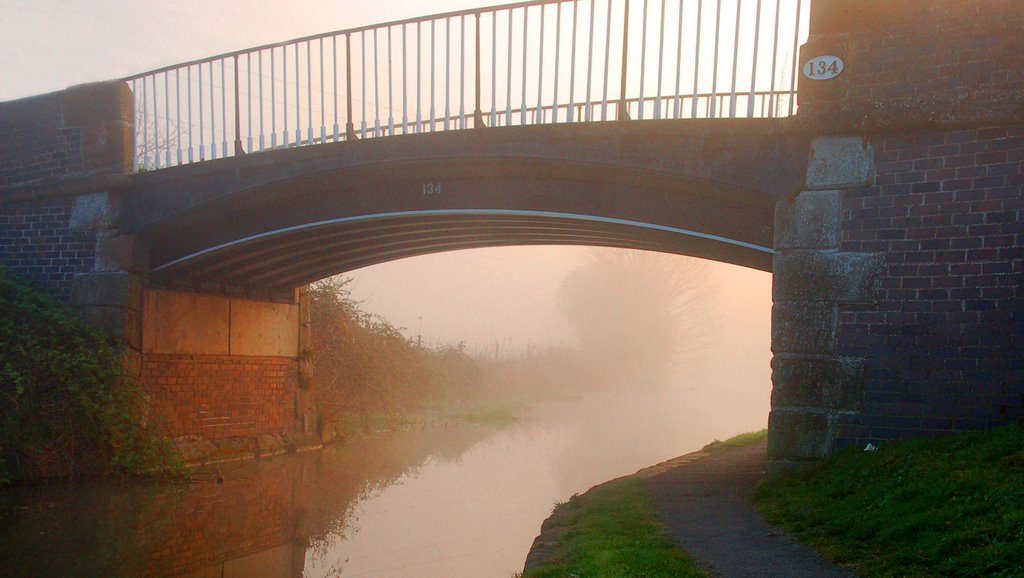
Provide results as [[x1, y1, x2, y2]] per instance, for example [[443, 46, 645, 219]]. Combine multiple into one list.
[[0, 268, 176, 483]]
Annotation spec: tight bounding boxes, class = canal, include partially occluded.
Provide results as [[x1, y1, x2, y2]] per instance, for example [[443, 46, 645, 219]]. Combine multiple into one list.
[[0, 386, 765, 577]]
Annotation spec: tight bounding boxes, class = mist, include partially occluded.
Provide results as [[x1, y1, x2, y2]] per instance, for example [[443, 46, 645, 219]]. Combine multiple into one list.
[[346, 245, 773, 439]]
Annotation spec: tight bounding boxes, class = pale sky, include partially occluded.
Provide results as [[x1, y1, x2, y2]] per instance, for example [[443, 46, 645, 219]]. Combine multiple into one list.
[[2, 0, 774, 410]]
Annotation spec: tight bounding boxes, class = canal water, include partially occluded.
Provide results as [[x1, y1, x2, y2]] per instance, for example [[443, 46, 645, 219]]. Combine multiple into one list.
[[0, 386, 766, 577]]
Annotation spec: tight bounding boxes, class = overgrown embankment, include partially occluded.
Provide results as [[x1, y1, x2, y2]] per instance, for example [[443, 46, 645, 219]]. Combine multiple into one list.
[[310, 278, 505, 439], [755, 426, 1024, 577], [0, 268, 176, 484]]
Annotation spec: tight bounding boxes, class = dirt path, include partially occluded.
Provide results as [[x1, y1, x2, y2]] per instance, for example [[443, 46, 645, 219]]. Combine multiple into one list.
[[639, 438, 853, 577]]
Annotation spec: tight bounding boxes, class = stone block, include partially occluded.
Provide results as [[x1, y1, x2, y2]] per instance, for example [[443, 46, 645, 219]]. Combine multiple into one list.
[[773, 190, 841, 250], [767, 409, 834, 460], [142, 288, 230, 355], [772, 251, 883, 304], [771, 355, 865, 411], [93, 232, 138, 273], [805, 136, 874, 190], [71, 272, 141, 310], [772, 301, 838, 355], [229, 297, 300, 357], [69, 192, 113, 230]]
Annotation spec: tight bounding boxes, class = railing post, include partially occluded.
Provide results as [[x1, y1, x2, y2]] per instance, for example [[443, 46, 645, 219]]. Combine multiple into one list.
[[618, 0, 631, 120], [234, 55, 244, 155], [345, 33, 358, 139], [474, 12, 485, 127]]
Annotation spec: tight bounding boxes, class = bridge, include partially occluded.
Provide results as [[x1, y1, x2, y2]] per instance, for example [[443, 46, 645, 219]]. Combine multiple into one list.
[[1, 0, 1021, 464]]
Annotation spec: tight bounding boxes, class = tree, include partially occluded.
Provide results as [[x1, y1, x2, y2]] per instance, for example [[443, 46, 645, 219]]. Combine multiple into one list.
[[558, 249, 717, 381]]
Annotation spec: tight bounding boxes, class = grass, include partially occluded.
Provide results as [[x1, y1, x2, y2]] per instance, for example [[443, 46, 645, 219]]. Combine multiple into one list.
[[523, 478, 707, 578], [702, 429, 768, 452], [753, 425, 1024, 577]]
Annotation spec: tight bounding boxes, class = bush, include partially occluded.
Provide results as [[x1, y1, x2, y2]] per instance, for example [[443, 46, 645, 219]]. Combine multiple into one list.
[[0, 268, 176, 483]]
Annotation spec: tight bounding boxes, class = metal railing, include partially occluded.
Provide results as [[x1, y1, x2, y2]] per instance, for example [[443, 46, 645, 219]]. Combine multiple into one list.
[[126, 0, 809, 171]]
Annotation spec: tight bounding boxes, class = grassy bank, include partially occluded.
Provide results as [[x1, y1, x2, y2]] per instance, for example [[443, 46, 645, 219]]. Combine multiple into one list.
[[754, 426, 1024, 577], [522, 478, 706, 578]]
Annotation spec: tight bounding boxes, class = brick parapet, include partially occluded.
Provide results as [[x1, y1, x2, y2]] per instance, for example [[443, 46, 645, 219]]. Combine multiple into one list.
[[797, 0, 1024, 132], [143, 353, 299, 440]]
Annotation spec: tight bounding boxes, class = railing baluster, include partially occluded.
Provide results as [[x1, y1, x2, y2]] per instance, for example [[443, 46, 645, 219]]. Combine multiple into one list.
[[175, 69, 182, 164], [490, 12, 497, 126], [747, 0, 762, 118], [198, 62, 204, 160], [444, 18, 451, 131], [388, 26, 395, 136], [374, 29, 381, 136], [403, 24, 409, 134], [221, 59, 228, 157], [246, 53, 252, 153], [553, 3, 562, 124], [600, 0, 611, 121], [295, 43, 302, 144], [638, 0, 648, 119], [152, 74, 159, 169], [568, 0, 578, 123], [320, 39, 327, 143], [460, 15, 466, 129], [505, 10, 513, 126], [270, 49, 276, 149], [767, 0, 780, 117], [520, 6, 528, 125], [417, 23, 423, 133], [691, 0, 703, 118], [307, 40, 313, 145], [619, 0, 631, 120], [710, 0, 721, 118], [536, 4, 545, 124], [210, 60, 217, 159], [788, 0, 802, 116], [673, 0, 683, 119], [361, 32, 367, 137], [259, 51, 265, 151], [584, 0, 594, 121], [655, 0, 666, 119], [346, 34, 356, 139], [474, 13, 483, 127], [333, 36, 339, 142], [188, 67, 194, 162], [729, 0, 742, 118], [164, 72, 170, 166], [430, 20, 436, 131], [283, 45, 288, 147], [141, 78, 148, 170]]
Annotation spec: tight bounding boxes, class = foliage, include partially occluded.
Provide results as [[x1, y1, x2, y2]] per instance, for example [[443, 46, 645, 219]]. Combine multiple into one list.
[[309, 276, 484, 427], [558, 249, 717, 380], [524, 478, 707, 577], [754, 426, 1024, 577], [0, 268, 178, 483]]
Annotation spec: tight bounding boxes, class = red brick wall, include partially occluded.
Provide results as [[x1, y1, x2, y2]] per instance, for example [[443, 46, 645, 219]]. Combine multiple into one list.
[[143, 353, 298, 439], [836, 126, 1023, 445]]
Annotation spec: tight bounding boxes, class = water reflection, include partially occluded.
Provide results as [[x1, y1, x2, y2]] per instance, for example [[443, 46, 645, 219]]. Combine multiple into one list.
[[1, 386, 767, 577], [0, 423, 498, 578]]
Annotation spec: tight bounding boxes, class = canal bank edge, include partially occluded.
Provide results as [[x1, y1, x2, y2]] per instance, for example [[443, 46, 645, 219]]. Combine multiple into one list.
[[521, 437, 736, 573]]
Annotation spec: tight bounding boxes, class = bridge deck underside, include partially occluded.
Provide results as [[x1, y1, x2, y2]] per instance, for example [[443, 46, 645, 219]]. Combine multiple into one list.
[[150, 211, 772, 298]]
